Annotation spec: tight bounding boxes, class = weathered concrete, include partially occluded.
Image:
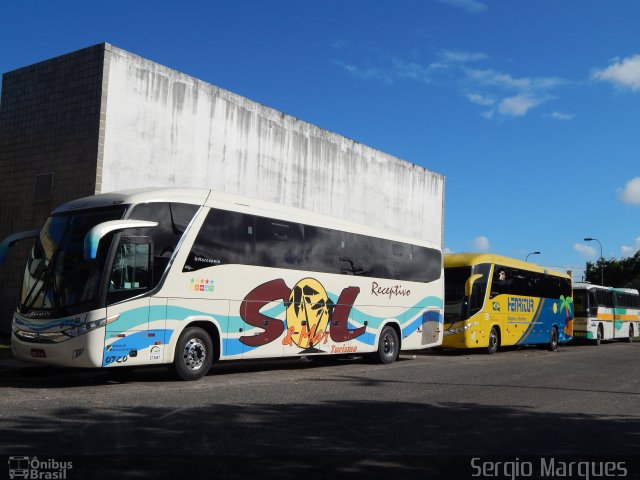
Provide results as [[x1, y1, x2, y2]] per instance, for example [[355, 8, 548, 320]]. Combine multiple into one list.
[[101, 45, 444, 245]]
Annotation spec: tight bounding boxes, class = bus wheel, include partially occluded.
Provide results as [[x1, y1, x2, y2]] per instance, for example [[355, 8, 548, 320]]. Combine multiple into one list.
[[487, 327, 499, 354], [594, 325, 603, 346], [549, 326, 559, 352], [173, 327, 214, 381], [374, 326, 399, 364]]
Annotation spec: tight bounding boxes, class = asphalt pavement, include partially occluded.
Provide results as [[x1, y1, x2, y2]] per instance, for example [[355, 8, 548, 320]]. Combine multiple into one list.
[[1, 340, 639, 479]]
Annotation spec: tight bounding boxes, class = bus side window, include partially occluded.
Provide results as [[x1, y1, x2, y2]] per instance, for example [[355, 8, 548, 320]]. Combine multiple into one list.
[[128, 202, 199, 285], [469, 263, 491, 315], [108, 237, 152, 303], [255, 217, 304, 268], [304, 226, 345, 275], [490, 266, 510, 297], [184, 209, 255, 272], [589, 291, 597, 315]]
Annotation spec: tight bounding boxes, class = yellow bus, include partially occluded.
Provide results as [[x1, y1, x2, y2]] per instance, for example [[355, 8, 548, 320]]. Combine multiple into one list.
[[443, 253, 573, 353]]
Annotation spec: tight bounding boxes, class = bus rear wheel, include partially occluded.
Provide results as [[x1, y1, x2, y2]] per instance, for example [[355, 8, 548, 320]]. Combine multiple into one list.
[[487, 327, 499, 354], [549, 326, 559, 352], [172, 327, 214, 381], [374, 326, 399, 364]]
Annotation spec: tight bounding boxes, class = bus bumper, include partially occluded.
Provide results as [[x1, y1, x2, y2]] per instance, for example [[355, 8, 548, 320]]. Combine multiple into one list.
[[11, 328, 105, 368], [571, 330, 594, 340], [442, 322, 483, 348]]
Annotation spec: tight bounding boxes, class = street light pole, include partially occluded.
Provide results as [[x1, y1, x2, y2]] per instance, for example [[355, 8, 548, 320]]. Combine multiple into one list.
[[526, 251, 541, 262], [584, 237, 603, 285]]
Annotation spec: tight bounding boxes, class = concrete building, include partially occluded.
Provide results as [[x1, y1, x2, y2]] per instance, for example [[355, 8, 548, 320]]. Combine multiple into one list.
[[0, 43, 444, 336]]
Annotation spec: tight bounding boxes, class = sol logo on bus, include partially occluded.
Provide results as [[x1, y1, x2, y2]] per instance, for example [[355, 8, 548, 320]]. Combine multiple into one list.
[[239, 278, 365, 353]]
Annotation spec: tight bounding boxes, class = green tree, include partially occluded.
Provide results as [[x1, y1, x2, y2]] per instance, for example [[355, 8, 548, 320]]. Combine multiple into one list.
[[585, 251, 640, 289]]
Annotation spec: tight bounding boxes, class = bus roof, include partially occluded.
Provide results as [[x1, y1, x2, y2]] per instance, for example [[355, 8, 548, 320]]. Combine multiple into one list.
[[444, 252, 570, 279], [53, 188, 210, 213], [573, 282, 639, 294], [51, 187, 440, 250]]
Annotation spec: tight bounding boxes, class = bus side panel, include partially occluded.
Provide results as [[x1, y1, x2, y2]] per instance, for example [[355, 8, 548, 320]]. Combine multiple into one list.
[[159, 299, 229, 363], [613, 306, 639, 339], [158, 262, 443, 361], [512, 296, 572, 345], [461, 295, 572, 348]]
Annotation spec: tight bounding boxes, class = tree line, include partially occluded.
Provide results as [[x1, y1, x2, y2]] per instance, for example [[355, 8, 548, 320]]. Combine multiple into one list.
[[584, 251, 640, 290]]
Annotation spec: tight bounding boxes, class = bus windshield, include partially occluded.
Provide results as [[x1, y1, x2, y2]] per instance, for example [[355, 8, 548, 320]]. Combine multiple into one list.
[[573, 289, 589, 317], [20, 206, 126, 315], [444, 264, 491, 323], [444, 266, 471, 323]]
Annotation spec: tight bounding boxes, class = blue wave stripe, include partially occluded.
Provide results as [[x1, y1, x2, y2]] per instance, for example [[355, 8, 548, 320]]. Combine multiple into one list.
[[402, 310, 442, 338], [223, 338, 247, 356], [107, 295, 443, 333], [102, 329, 173, 366]]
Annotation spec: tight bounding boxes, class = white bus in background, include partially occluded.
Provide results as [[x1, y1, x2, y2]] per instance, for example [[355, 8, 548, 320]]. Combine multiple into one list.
[[0, 188, 444, 380], [572, 282, 639, 345]]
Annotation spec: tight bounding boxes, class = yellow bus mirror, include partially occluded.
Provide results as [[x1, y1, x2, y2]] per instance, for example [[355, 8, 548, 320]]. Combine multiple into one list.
[[465, 274, 484, 296]]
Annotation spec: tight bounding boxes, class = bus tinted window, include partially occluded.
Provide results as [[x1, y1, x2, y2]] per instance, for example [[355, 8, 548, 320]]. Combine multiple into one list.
[[304, 226, 346, 274], [255, 217, 304, 268], [184, 209, 254, 271], [596, 289, 613, 307], [490, 265, 570, 299], [128, 202, 199, 286], [469, 263, 491, 316], [184, 208, 441, 283]]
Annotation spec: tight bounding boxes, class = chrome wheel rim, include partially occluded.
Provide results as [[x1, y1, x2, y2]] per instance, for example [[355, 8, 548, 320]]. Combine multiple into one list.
[[382, 332, 396, 358], [183, 338, 206, 370]]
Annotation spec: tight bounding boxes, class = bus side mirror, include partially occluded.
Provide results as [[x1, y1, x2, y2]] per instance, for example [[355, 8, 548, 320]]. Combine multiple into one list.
[[0, 230, 40, 266], [84, 220, 158, 261], [465, 274, 483, 296]]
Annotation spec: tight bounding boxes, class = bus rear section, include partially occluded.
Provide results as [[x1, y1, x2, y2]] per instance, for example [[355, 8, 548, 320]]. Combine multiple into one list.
[[572, 283, 639, 344], [443, 253, 573, 354]]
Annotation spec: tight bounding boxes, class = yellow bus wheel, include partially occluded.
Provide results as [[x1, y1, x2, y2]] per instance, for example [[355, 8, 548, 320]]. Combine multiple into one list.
[[487, 327, 499, 355]]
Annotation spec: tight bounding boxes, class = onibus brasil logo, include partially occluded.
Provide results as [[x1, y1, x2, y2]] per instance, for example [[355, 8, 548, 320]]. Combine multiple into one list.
[[8, 456, 73, 479]]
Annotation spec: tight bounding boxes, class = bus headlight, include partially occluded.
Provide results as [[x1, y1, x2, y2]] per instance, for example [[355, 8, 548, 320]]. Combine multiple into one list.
[[448, 322, 479, 334], [63, 314, 119, 337]]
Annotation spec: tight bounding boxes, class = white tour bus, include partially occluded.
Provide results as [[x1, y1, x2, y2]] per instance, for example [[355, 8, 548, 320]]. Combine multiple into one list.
[[572, 282, 639, 344], [1, 188, 443, 380]]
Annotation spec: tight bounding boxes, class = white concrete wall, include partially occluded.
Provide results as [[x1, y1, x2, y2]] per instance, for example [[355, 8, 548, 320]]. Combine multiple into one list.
[[101, 45, 444, 246]]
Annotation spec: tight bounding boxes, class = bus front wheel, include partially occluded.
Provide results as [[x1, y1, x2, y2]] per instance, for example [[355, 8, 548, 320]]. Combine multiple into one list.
[[549, 326, 559, 352], [487, 327, 499, 354], [172, 327, 214, 381]]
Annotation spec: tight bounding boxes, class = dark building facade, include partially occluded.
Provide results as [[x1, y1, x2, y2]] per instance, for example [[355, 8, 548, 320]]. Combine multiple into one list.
[[0, 44, 109, 335]]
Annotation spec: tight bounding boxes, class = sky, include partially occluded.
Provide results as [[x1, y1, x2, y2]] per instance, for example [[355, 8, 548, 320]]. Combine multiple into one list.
[[1, 0, 639, 282]]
